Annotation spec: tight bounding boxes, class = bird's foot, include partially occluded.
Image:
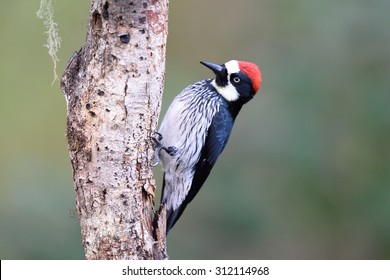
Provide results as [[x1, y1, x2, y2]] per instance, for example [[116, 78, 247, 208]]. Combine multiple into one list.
[[150, 132, 178, 167], [164, 146, 178, 156]]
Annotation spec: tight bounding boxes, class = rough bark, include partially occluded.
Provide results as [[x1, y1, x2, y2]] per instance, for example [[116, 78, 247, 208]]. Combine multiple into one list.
[[60, 0, 169, 260]]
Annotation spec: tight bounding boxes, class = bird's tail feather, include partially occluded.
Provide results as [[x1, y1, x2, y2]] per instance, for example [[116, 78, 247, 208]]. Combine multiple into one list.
[[161, 173, 189, 234], [166, 205, 187, 234]]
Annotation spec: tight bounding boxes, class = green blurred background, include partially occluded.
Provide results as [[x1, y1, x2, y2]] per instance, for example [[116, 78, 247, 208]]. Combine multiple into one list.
[[0, 0, 389, 259]]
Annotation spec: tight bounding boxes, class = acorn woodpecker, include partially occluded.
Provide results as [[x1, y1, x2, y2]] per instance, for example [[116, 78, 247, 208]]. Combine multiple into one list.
[[153, 60, 262, 234]]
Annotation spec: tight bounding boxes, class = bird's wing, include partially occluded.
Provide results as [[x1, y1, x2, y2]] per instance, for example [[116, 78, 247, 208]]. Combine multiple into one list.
[[185, 105, 234, 203], [165, 106, 234, 232], [167, 105, 234, 230]]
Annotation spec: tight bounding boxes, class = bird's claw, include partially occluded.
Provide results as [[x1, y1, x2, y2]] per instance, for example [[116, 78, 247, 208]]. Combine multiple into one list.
[[150, 132, 178, 167], [151, 131, 163, 142], [151, 159, 160, 167], [150, 133, 163, 167], [165, 146, 178, 156]]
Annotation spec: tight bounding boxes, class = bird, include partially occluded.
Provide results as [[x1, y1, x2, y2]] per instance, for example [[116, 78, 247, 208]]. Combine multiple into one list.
[[152, 60, 262, 234]]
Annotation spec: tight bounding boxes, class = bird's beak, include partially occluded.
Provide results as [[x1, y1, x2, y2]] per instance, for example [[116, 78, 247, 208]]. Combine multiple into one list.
[[200, 61, 224, 76]]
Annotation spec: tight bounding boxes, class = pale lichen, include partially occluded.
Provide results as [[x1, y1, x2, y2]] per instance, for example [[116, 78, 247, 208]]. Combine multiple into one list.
[[37, 0, 61, 84]]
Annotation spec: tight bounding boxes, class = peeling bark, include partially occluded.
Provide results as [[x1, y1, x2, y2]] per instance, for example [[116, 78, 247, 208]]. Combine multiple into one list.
[[61, 0, 169, 260]]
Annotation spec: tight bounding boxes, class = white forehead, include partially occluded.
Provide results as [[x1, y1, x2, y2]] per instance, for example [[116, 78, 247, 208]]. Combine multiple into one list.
[[225, 60, 240, 75]]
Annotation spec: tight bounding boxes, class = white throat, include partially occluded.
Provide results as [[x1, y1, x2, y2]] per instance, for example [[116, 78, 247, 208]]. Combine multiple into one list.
[[211, 80, 239, 102], [211, 60, 240, 102]]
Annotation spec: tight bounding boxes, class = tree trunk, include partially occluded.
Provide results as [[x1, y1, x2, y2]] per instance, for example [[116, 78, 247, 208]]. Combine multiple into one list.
[[60, 0, 169, 260]]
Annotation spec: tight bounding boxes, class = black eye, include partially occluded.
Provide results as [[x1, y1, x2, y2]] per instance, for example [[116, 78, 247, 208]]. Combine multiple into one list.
[[233, 76, 241, 84]]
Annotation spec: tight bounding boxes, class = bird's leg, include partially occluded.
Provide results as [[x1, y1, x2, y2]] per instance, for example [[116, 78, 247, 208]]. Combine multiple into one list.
[[150, 132, 178, 167]]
